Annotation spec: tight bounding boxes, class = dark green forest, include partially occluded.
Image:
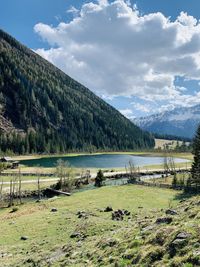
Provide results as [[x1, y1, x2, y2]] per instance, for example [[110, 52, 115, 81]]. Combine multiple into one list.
[[0, 29, 154, 154]]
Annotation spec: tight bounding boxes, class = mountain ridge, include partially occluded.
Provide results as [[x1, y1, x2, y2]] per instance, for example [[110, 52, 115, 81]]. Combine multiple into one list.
[[134, 104, 200, 139]]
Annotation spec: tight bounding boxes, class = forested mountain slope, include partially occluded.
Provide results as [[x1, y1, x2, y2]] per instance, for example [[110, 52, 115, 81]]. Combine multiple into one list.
[[0, 29, 154, 154]]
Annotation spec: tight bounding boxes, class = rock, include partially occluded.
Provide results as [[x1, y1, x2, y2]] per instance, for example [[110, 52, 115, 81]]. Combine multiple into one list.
[[168, 232, 190, 257], [21, 236, 28, 240], [156, 217, 172, 224], [70, 232, 81, 238], [142, 225, 156, 233], [176, 232, 190, 239], [70, 232, 87, 240], [165, 209, 178, 215], [124, 210, 131, 216], [111, 209, 131, 221], [171, 238, 187, 247], [76, 211, 88, 219], [51, 208, 58, 212], [104, 206, 113, 212], [112, 210, 124, 221]]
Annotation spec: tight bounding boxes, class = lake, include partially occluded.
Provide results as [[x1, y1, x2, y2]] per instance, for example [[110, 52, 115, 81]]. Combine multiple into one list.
[[20, 154, 190, 169]]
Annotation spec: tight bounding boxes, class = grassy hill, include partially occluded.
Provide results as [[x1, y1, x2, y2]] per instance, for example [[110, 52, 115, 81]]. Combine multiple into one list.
[[1, 185, 199, 266], [0, 29, 154, 154]]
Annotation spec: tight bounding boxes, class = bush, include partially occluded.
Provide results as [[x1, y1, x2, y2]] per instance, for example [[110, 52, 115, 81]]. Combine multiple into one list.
[[10, 207, 19, 213]]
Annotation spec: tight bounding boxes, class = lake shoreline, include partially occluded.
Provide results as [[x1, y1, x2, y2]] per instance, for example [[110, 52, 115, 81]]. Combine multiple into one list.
[[12, 151, 193, 161], [19, 153, 191, 169]]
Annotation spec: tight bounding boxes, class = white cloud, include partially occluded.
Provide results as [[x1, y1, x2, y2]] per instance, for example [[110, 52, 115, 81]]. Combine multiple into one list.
[[131, 102, 151, 113], [177, 11, 197, 27], [67, 6, 79, 16], [119, 108, 134, 118], [34, 1, 200, 108]]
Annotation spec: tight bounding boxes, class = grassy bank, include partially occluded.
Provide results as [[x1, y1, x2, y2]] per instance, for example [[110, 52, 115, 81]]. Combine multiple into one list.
[[0, 184, 180, 266]]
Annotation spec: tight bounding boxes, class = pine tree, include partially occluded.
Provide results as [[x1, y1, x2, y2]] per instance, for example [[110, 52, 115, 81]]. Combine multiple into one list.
[[191, 125, 200, 191], [95, 170, 104, 187]]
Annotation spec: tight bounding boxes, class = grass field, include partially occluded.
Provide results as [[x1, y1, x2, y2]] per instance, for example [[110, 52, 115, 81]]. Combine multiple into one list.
[[154, 139, 190, 150], [0, 184, 179, 266], [147, 172, 191, 185]]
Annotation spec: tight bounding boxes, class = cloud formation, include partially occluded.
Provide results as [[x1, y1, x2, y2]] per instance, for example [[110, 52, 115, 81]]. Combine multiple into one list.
[[119, 108, 134, 118], [34, 0, 200, 112]]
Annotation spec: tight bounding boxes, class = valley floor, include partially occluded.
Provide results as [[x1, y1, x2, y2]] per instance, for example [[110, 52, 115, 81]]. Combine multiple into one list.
[[0, 151, 192, 193], [1, 184, 199, 266]]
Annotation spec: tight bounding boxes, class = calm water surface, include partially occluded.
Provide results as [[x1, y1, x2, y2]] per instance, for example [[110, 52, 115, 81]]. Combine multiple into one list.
[[20, 154, 190, 168]]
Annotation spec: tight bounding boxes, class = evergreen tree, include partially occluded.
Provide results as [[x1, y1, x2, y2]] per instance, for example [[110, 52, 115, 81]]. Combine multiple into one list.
[[95, 170, 104, 187], [191, 125, 200, 190]]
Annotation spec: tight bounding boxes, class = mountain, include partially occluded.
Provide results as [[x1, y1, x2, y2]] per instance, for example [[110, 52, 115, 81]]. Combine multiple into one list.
[[134, 105, 200, 139], [0, 29, 154, 154]]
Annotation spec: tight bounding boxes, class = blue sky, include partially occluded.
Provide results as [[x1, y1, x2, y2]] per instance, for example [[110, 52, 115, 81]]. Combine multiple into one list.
[[1, 0, 200, 118]]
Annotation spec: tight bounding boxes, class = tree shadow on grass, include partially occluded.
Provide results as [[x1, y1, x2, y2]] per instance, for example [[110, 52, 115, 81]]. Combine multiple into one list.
[[173, 191, 198, 201]]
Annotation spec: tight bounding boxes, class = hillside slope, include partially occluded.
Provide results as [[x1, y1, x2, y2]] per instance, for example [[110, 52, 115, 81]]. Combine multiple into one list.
[[0, 29, 154, 154], [0, 185, 199, 266], [134, 105, 200, 139]]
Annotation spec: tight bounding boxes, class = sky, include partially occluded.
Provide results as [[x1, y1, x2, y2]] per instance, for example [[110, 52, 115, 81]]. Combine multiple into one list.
[[1, 0, 200, 119]]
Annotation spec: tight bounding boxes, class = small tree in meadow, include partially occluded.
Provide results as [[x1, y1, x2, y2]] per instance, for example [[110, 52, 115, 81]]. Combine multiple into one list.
[[95, 170, 104, 187], [55, 160, 74, 192]]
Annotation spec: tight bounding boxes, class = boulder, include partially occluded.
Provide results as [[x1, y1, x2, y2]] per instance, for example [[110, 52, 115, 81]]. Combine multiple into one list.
[[156, 217, 172, 224], [51, 208, 58, 212], [112, 210, 123, 221], [104, 206, 113, 212], [70, 232, 87, 240], [111, 209, 131, 221], [124, 210, 131, 216], [142, 225, 156, 233], [168, 232, 190, 257], [176, 232, 191, 239], [165, 209, 178, 215], [70, 232, 81, 238]]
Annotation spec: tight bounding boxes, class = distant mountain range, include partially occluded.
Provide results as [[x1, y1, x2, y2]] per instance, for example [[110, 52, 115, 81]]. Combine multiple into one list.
[[0, 29, 154, 154], [134, 105, 200, 139]]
